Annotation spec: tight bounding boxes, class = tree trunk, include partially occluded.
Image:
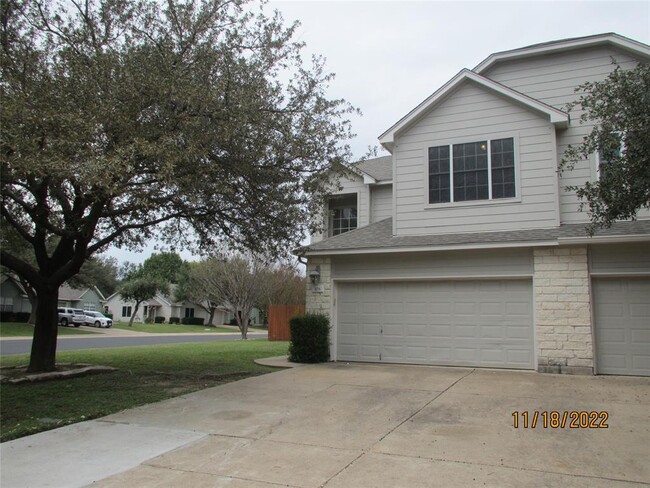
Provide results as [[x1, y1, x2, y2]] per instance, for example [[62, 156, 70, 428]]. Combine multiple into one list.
[[207, 307, 215, 326], [128, 302, 141, 326], [28, 286, 59, 372], [237, 310, 250, 340]]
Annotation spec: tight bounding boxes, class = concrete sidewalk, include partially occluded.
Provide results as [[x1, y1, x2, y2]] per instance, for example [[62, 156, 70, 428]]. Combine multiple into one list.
[[2, 363, 649, 487]]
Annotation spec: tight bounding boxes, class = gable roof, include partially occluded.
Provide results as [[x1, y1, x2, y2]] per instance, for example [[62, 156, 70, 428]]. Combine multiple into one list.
[[378, 69, 569, 151], [474, 32, 650, 74], [352, 156, 392, 182], [298, 218, 650, 255]]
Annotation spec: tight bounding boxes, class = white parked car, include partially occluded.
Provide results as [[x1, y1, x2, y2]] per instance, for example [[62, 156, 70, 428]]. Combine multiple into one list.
[[83, 311, 113, 328]]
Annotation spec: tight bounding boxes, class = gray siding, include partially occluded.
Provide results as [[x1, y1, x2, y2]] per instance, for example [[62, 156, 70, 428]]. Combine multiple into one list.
[[483, 45, 649, 224], [590, 243, 650, 275], [311, 173, 370, 243], [332, 248, 533, 280], [370, 185, 392, 223], [393, 81, 558, 236]]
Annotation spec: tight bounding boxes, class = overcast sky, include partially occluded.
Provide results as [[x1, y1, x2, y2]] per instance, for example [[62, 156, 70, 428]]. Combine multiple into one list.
[[106, 0, 649, 265]]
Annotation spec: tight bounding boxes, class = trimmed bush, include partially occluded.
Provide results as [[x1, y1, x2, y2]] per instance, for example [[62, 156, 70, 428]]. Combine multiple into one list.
[[169, 316, 180, 324], [288, 313, 330, 363], [154, 316, 165, 324], [229, 317, 237, 326], [14, 312, 30, 323], [181, 317, 204, 325], [144, 317, 154, 324], [0, 311, 16, 323], [105, 313, 113, 319]]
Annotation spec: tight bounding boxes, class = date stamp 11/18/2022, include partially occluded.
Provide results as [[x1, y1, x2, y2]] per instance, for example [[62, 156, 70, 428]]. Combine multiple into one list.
[[512, 411, 609, 429]]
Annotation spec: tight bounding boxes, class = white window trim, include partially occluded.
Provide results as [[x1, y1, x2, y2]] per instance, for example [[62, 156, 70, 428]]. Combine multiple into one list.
[[595, 132, 625, 180], [423, 134, 521, 209], [327, 191, 359, 237]]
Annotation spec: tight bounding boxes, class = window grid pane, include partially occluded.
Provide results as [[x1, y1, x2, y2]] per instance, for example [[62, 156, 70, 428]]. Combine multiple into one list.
[[332, 207, 357, 236], [490, 137, 515, 199], [428, 145, 450, 204], [453, 141, 488, 202]]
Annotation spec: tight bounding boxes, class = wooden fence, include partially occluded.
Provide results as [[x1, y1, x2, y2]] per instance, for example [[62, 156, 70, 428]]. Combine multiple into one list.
[[268, 304, 305, 341]]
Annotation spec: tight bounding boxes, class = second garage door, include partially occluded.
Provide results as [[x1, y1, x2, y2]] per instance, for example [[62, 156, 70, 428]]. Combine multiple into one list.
[[337, 279, 534, 369]]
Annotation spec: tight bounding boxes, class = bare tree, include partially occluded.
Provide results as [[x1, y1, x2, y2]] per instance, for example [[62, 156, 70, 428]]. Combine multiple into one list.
[[191, 255, 270, 339]]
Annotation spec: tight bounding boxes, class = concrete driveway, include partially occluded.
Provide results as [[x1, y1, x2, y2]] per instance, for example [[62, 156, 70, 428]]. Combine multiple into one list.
[[3, 363, 649, 487]]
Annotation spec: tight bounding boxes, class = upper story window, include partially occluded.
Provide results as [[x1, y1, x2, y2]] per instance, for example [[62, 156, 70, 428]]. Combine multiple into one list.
[[428, 137, 516, 204], [328, 193, 357, 236], [596, 133, 624, 179]]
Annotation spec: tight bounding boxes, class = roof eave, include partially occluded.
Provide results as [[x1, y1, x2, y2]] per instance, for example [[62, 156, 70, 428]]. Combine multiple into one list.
[[475, 33, 650, 74], [378, 69, 569, 147]]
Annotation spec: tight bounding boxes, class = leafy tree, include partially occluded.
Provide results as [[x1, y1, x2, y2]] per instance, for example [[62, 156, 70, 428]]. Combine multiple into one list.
[[119, 278, 165, 326], [561, 63, 650, 233], [0, 0, 352, 371], [68, 256, 119, 296], [130, 253, 188, 285]]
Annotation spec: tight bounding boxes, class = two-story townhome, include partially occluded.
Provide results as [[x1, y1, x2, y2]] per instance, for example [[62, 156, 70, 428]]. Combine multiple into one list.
[[300, 33, 650, 377]]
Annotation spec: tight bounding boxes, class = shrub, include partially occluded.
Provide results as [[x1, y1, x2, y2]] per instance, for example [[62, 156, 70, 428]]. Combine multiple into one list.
[[144, 317, 154, 324], [14, 312, 30, 323], [181, 317, 204, 325], [288, 313, 330, 363], [229, 317, 237, 326], [169, 316, 180, 324], [105, 313, 113, 319], [154, 316, 165, 324], [0, 311, 16, 323]]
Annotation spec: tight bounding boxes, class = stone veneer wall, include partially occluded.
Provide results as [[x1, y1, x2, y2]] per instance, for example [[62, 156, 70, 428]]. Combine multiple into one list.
[[305, 257, 332, 317], [534, 246, 593, 375]]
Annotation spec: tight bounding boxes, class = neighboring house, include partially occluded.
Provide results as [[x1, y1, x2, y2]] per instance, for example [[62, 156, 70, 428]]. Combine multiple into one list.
[[0, 275, 32, 314], [58, 284, 106, 311], [102, 286, 231, 325], [300, 33, 650, 377]]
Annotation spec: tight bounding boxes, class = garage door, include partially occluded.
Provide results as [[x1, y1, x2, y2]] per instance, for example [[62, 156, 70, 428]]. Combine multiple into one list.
[[336, 280, 533, 369], [593, 278, 650, 376]]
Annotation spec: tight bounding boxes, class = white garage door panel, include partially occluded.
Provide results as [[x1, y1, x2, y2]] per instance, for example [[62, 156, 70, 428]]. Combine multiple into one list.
[[337, 280, 533, 369], [594, 278, 650, 376]]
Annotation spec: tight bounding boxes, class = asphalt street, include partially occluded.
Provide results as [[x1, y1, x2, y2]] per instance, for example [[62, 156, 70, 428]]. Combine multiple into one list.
[[0, 333, 266, 356]]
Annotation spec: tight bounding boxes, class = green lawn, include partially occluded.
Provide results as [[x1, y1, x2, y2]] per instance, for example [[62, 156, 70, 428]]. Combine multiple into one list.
[[0, 340, 289, 442], [0, 322, 98, 337], [111, 322, 242, 333]]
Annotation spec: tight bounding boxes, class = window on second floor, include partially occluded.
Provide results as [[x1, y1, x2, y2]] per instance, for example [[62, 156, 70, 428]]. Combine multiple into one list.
[[428, 137, 516, 204], [596, 133, 625, 179], [328, 193, 357, 236]]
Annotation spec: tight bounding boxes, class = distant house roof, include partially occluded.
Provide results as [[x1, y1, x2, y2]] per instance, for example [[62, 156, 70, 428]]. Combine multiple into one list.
[[298, 218, 650, 255], [58, 284, 106, 301], [352, 156, 393, 182]]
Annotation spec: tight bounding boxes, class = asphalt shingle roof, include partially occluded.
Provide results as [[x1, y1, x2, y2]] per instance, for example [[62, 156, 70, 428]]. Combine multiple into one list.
[[300, 218, 650, 254], [352, 156, 392, 182]]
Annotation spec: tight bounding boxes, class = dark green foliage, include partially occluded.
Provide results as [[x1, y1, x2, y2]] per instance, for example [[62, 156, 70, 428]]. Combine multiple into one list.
[[0, 312, 30, 323], [288, 313, 330, 363], [561, 62, 650, 232], [154, 316, 165, 324], [181, 317, 204, 325], [169, 316, 180, 324]]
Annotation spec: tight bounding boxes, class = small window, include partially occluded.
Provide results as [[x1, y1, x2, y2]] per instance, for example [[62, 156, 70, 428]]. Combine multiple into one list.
[[84, 303, 95, 311], [184, 307, 195, 318], [122, 306, 132, 317], [332, 207, 357, 235], [597, 134, 624, 179], [328, 193, 358, 237], [428, 137, 516, 204]]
